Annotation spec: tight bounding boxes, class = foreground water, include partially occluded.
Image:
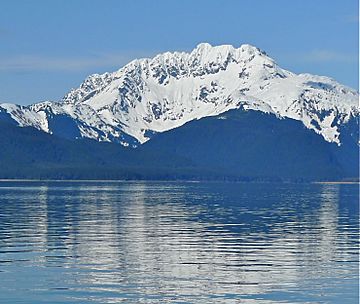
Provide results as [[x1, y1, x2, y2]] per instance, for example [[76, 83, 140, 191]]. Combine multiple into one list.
[[0, 181, 358, 303]]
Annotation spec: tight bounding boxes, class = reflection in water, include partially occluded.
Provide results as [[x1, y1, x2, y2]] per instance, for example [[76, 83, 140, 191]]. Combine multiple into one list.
[[0, 182, 358, 303]]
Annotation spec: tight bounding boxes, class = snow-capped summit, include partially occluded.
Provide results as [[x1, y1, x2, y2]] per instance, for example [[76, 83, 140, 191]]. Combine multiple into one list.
[[0, 43, 358, 146]]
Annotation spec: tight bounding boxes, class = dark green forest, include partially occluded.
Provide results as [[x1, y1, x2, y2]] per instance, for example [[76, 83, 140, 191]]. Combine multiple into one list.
[[0, 109, 358, 181]]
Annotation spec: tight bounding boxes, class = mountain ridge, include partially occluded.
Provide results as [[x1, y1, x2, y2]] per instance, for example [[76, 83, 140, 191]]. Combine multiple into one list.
[[0, 42, 358, 147]]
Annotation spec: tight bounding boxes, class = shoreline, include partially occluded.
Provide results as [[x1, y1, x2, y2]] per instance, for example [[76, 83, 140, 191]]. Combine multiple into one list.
[[312, 181, 360, 185], [0, 179, 358, 184]]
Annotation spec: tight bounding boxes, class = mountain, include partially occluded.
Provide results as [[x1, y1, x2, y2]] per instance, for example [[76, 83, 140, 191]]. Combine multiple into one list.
[[0, 43, 358, 181], [0, 43, 358, 147]]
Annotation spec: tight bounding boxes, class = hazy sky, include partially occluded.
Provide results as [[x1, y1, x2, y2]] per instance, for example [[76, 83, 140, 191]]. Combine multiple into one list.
[[1, 0, 358, 105]]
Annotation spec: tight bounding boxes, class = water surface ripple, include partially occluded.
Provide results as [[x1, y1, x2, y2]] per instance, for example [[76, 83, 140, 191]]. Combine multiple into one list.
[[0, 181, 358, 303]]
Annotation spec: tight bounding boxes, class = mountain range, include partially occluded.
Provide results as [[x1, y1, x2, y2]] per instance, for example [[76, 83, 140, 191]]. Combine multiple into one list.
[[0, 43, 358, 181]]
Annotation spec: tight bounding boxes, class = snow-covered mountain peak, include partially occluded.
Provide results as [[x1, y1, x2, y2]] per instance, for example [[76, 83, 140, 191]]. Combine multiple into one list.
[[191, 42, 266, 63], [60, 43, 280, 106], [1, 43, 358, 146], [190, 42, 235, 61]]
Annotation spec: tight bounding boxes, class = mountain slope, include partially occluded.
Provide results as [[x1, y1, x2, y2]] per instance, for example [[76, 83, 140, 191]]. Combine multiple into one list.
[[0, 43, 358, 146], [0, 108, 357, 181], [141, 109, 359, 180]]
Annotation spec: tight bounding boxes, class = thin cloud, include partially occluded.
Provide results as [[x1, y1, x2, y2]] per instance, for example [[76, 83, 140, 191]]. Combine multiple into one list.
[[0, 51, 157, 72], [343, 14, 359, 23], [0, 27, 11, 37], [300, 50, 358, 64]]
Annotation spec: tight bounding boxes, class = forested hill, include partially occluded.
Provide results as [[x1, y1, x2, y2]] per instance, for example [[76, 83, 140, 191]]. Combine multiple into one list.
[[0, 109, 358, 182]]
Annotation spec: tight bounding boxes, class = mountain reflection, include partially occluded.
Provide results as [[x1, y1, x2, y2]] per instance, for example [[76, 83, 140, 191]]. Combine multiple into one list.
[[0, 182, 358, 303]]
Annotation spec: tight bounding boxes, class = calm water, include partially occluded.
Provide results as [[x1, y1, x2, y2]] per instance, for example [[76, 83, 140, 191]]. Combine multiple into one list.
[[0, 181, 358, 304]]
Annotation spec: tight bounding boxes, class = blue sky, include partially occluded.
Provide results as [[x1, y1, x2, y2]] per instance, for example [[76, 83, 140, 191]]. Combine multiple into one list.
[[1, 0, 358, 105]]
